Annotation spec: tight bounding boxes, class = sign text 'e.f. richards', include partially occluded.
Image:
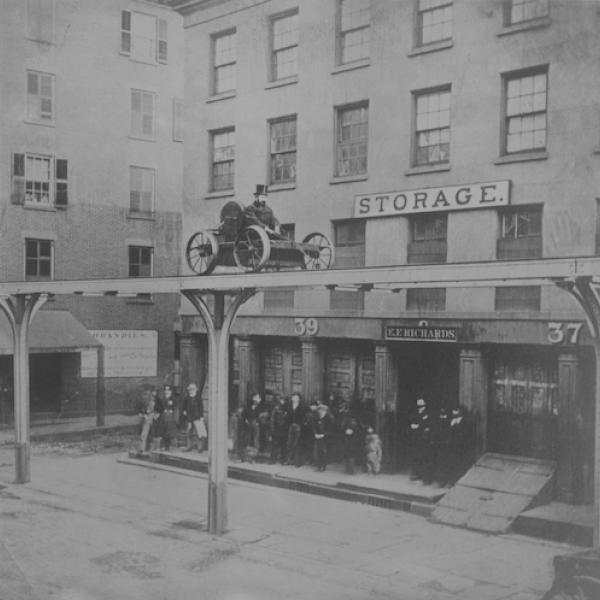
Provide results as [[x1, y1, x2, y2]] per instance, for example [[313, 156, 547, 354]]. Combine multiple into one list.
[[354, 180, 510, 219], [385, 324, 459, 343]]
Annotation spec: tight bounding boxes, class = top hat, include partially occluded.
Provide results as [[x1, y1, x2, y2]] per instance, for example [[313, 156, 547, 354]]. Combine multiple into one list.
[[254, 184, 268, 196]]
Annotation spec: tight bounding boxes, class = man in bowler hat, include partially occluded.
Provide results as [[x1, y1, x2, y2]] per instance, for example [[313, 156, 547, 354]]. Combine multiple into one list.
[[243, 184, 280, 233]]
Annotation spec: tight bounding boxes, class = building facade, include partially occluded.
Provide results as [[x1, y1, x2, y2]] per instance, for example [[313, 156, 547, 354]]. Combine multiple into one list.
[[172, 0, 599, 504], [1, 0, 184, 416]]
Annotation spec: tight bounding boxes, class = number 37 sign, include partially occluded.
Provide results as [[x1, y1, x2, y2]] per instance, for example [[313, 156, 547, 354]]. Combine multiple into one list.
[[547, 322, 584, 345]]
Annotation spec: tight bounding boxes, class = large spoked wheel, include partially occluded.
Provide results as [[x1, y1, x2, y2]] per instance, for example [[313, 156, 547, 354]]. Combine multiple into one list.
[[185, 230, 219, 275], [301, 232, 335, 270], [234, 225, 271, 272]]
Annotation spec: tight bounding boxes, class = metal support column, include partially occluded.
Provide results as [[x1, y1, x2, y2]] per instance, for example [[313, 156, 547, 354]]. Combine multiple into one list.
[[556, 277, 600, 546], [182, 288, 255, 535], [0, 293, 47, 484]]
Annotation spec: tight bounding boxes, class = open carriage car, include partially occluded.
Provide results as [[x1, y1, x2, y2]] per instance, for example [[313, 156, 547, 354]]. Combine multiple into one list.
[[185, 201, 335, 275]]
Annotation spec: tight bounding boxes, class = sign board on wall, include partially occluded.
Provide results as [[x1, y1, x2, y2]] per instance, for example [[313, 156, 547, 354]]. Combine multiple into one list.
[[385, 324, 459, 343], [80, 330, 158, 378], [354, 180, 510, 219]]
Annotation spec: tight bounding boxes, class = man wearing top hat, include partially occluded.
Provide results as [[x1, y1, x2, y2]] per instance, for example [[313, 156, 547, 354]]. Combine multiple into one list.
[[243, 184, 280, 234]]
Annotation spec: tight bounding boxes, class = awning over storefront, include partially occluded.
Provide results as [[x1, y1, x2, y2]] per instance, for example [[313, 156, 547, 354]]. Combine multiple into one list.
[[0, 310, 101, 354]]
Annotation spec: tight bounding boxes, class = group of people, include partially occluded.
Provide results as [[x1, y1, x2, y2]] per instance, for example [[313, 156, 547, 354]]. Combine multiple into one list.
[[407, 397, 470, 487], [137, 382, 206, 454], [229, 391, 383, 475]]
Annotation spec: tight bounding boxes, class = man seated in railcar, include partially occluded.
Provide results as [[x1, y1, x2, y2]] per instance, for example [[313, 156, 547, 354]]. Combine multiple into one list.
[[243, 184, 281, 234]]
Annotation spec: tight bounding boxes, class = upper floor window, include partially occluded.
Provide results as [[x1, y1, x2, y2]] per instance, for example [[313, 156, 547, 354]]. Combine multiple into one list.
[[211, 129, 235, 192], [271, 11, 299, 81], [121, 10, 168, 64], [129, 246, 153, 277], [414, 87, 450, 166], [406, 288, 446, 311], [408, 214, 447, 264], [27, 70, 55, 123], [212, 30, 236, 95], [270, 116, 297, 185], [417, 0, 452, 46], [330, 220, 365, 311], [11, 153, 68, 207], [27, 0, 54, 43], [172, 99, 184, 142], [336, 103, 368, 177], [131, 89, 156, 139], [495, 286, 541, 311], [506, 0, 549, 25], [498, 206, 542, 259], [337, 0, 370, 65], [25, 239, 53, 280], [503, 67, 548, 154], [129, 166, 155, 214]]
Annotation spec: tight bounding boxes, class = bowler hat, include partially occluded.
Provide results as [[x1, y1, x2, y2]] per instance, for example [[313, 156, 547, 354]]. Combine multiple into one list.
[[254, 184, 268, 196]]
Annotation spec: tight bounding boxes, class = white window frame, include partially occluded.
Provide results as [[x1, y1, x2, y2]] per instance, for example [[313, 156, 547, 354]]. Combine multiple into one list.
[[337, 0, 370, 65], [25, 238, 54, 280], [26, 70, 55, 123], [335, 102, 369, 177], [131, 89, 156, 139], [212, 29, 236, 95], [129, 166, 155, 213], [269, 116, 297, 185], [210, 128, 235, 192], [270, 10, 299, 81], [417, 0, 453, 46], [120, 10, 167, 64], [414, 87, 451, 166], [506, 0, 549, 25]]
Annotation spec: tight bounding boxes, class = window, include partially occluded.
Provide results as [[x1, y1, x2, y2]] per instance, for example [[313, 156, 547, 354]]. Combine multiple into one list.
[[503, 67, 548, 154], [336, 103, 368, 177], [25, 239, 53, 280], [417, 0, 452, 46], [408, 214, 447, 263], [330, 220, 365, 311], [128, 246, 153, 277], [498, 206, 542, 259], [338, 0, 370, 64], [27, 70, 54, 122], [264, 224, 295, 310], [271, 11, 299, 81], [406, 288, 446, 311], [172, 99, 184, 142], [129, 166, 155, 213], [11, 153, 68, 207], [270, 116, 297, 184], [121, 10, 168, 64], [131, 90, 156, 139], [506, 0, 549, 25], [495, 286, 541, 311], [27, 0, 54, 43], [211, 129, 235, 192], [414, 88, 450, 166], [212, 30, 236, 95]]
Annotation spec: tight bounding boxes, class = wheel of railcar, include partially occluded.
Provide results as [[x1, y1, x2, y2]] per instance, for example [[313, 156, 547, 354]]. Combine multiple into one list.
[[233, 225, 271, 271], [301, 232, 335, 270], [185, 230, 219, 275]]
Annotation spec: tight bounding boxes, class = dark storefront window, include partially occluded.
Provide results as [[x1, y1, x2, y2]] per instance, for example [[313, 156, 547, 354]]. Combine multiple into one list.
[[408, 213, 447, 264]]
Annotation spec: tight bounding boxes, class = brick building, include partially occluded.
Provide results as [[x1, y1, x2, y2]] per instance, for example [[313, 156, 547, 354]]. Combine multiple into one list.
[[0, 0, 184, 416]]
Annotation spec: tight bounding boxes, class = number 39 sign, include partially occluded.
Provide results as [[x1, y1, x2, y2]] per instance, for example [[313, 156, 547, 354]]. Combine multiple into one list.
[[547, 322, 584, 345], [295, 317, 319, 336]]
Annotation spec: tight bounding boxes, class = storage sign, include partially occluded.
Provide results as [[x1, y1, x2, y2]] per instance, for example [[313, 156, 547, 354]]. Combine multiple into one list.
[[354, 180, 510, 218]]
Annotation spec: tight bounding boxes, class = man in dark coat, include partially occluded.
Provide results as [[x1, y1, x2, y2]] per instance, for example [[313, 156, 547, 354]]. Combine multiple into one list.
[[181, 382, 205, 452], [243, 184, 280, 233], [270, 394, 290, 464], [312, 404, 332, 471], [409, 397, 434, 483], [286, 392, 306, 467]]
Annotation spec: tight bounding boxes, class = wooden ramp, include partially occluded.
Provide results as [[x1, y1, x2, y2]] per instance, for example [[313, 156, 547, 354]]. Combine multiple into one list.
[[432, 453, 556, 533]]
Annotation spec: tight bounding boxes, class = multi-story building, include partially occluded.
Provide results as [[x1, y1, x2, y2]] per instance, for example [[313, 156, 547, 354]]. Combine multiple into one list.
[[0, 0, 184, 416], [170, 0, 598, 506]]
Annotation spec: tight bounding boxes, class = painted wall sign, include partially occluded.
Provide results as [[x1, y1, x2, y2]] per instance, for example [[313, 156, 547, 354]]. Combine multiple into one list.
[[80, 330, 158, 377], [295, 317, 319, 336], [354, 180, 510, 218], [385, 323, 459, 343], [547, 322, 584, 345]]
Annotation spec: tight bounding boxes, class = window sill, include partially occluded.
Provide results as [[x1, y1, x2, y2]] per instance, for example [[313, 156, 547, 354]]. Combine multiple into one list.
[[128, 135, 156, 143], [206, 91, 236, 104], [494, 151, 548, 165], [268, 182, 296, 192], [127, 210, 155, 221], [24, 202, 56, 212], [405, 163, 451, 176], [331, 59, 370, 75], [265, 76, 298, 90], [23, 119, 55, 128], [497, 16, 552, 37], [329, 174, 368, 185], [205, 190, 235, 200], [408, 39, 453, 57]]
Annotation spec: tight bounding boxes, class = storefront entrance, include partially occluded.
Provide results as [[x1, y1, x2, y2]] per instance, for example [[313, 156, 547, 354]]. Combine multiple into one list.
[[487, 347, 558, 460], [261, 340, 302, 404]]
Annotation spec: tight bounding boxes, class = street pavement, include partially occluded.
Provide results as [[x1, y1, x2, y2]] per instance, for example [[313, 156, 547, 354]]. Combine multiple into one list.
[[0, 449, 579, 600]]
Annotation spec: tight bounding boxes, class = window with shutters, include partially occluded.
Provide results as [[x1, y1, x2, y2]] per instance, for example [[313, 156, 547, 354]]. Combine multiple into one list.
[[270, 10, 299, 81], [25, 239, 53, 280], [120, 10, 168, 64], [270, 116, 297, 185], [11, 153, 68, 208], [131, 89, 156, 139], [27, 0, 54, 43], [212, 30, 236, 95], [337, 0, 370, 65], [172, 98, 184, 142], [128, 246, 153, 277], [26, 70, 55, 123], [211, 128, 235, 192], [129, 167, 155, 214]]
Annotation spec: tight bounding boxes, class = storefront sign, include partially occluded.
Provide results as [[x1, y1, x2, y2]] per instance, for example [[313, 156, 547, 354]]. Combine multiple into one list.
[[354, 180, 510, 218], [80, 330, 158, 377], [385, 323, 459, 343]]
